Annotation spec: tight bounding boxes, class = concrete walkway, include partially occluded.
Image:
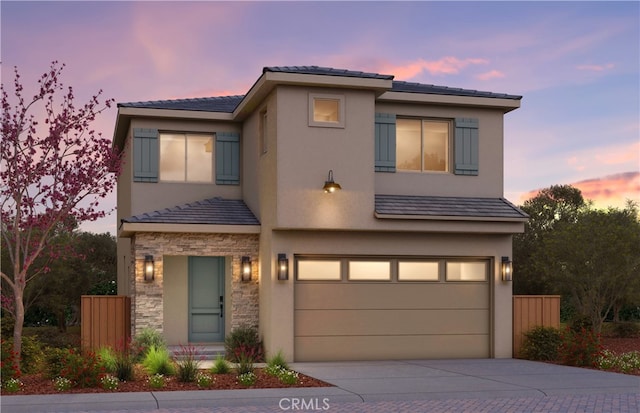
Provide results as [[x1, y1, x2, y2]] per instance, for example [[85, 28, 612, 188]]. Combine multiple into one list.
[[2, 359, 638, 412]]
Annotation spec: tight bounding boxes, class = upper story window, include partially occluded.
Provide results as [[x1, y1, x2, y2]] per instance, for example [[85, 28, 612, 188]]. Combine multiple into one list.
[[132, 128, 240, 185], [160, 133, 213, 182], [375, 114, 479, 176], [397, 119, 450, 173], [309, 93, 345, 128]]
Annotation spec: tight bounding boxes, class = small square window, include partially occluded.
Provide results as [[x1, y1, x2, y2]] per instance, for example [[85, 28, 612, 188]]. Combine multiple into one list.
[[309, 94, 345, 128]]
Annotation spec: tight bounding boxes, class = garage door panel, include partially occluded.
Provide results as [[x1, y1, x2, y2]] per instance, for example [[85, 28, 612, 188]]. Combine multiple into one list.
[[295, 283, 488, 310], [295, 309, 489, 336], [295, 335, 490, 361]]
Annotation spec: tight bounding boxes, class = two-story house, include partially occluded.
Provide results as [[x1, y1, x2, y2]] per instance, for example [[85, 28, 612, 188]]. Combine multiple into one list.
[[112, 66, 527, 362]]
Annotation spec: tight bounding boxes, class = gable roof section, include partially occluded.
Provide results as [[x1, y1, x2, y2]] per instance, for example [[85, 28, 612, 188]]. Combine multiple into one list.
[[122, 197, 259, 226], [117, 65, 521, 112], [375, 194, 528, 221]]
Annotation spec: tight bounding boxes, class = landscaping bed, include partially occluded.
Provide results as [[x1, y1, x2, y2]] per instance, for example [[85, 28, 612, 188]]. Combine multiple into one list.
[[3, 366, 331, 396]]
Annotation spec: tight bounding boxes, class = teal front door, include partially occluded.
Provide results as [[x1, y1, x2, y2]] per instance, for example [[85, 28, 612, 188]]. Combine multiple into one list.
[[189, 257, 224, 342]]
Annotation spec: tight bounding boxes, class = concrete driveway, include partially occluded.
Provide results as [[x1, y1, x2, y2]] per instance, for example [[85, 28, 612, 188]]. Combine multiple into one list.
[[292, 358, 640, 401]]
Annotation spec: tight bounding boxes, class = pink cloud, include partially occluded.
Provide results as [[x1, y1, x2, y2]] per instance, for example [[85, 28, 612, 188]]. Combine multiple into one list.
[[476, 70, 505, 81], [520, 172, 640, 209], [576, 63, 615, 71], [374, 57, 489, 80]]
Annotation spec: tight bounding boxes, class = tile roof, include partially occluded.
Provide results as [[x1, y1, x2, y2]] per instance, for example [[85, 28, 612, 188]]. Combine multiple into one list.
[[121, 197, 260, 226], [375, 195, 528, 219], [118, 95, 244, 113], [391, 81, 522, 100], [263, 65, 394, 80], [117, 65, 520, 112]]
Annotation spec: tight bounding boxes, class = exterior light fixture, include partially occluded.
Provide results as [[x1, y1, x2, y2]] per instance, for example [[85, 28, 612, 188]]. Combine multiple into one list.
[[322, 170, 342, 193], [144, 255, 155, 282], [277, 254, 289, 280], [241, 256, 252, 282], [501, 256, 513, 282]]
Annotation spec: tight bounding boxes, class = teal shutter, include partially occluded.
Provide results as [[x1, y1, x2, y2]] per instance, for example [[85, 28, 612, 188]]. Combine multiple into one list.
[[133, 128, 158, 182], [375, 113, 396, 172], [454, 118, 479, 176], [216, 132, 240, 185]]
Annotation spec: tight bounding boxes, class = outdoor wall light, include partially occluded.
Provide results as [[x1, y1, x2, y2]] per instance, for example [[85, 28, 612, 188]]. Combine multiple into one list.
[[144, 255, 155, 282], [501, 256, 513, 282], [241, 256, 252, 282], [322, 170, 342, 193], [277, 254, 289, 280]]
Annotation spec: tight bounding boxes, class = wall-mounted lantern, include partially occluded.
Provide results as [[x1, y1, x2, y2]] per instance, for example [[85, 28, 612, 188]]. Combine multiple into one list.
[[144, 255, 155, 282], [241, 256, 252, 282], [277, 254, 289, 280], [501, 256, 513, 282], [322, 170, 342, 193]]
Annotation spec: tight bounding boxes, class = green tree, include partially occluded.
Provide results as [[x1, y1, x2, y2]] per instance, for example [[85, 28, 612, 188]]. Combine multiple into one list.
[[535, 202, 640, 333], [513, 185, 586, 295], [24, 232, 117, 331]]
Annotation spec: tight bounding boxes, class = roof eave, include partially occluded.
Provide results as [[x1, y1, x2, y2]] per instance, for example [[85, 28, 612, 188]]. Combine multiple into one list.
[[118, 222, 261, 238], [377, 91, 521, 113]]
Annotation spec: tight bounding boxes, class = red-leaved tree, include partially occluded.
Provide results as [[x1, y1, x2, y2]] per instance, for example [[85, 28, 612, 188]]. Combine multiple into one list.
[[1, 62, 122, 366]]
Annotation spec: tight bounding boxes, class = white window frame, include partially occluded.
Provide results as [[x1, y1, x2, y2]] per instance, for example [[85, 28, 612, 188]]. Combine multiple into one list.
[[308, 93, 345, 128]]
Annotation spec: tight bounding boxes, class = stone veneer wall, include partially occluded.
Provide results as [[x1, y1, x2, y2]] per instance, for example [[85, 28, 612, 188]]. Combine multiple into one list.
[[129, 232, 260, 338]]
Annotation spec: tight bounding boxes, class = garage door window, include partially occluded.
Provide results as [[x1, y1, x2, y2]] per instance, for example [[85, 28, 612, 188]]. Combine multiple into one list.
[[398, 261, 440, 281], [297, 260, 341, 281], [446, 261, 487, 281], [348, 261, 391, 281]]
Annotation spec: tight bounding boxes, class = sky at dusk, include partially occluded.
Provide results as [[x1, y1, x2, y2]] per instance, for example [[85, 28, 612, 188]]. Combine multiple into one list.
[[2, 1, 639, 235]]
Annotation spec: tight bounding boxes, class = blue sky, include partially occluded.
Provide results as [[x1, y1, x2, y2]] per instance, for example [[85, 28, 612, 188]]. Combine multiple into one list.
[[2, 1, 638, 234]]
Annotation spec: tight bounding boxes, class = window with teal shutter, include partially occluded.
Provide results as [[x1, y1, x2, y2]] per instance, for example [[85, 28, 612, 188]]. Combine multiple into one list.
[[133, 128, 159, 182], [454, 118, 479, 176], [375, 113, 396, 172], [216, 132, 240, 185]]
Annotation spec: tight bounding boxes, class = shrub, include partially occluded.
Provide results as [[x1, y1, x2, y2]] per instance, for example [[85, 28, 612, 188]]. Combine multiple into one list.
[[265, 364, 284, 377], [195, 371, 214, 388], [45, 347, 69, 379], [225, 325, 264, 362], [100, 374, 119, 391], [143, 345, 175, 376], [266, 350, 289, 370], [147, 373, 166, 389], [235, 351, 254, 375], [210, 354, 231, 374], [53, 376, 73, 392], [278, 369, 299, 385], [520, 326, 562, 361], [611, 322, 640, 338], [237, 371, 256, 386], [598, 350, 640, 374], [59, 349, 104, 388], [18, 335, 45, 374], [1, 338, 21, 381], [174, 345, 201, 382], [559, 326, 603, 367], [569, 315, 593, 333], [96, 346, 117, 374], [113, 340, 135, 382], [132, 328, 166, 361], [2, 378, 23, 393]]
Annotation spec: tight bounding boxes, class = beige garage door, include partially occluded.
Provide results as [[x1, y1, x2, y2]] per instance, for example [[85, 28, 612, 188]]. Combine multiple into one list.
[[294, 258, 490, 361]]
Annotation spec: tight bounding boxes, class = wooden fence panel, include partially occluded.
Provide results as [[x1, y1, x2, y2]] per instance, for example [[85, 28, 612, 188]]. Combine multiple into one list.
[[81, 295, 131, 350], [513, 295, 560, 357]]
